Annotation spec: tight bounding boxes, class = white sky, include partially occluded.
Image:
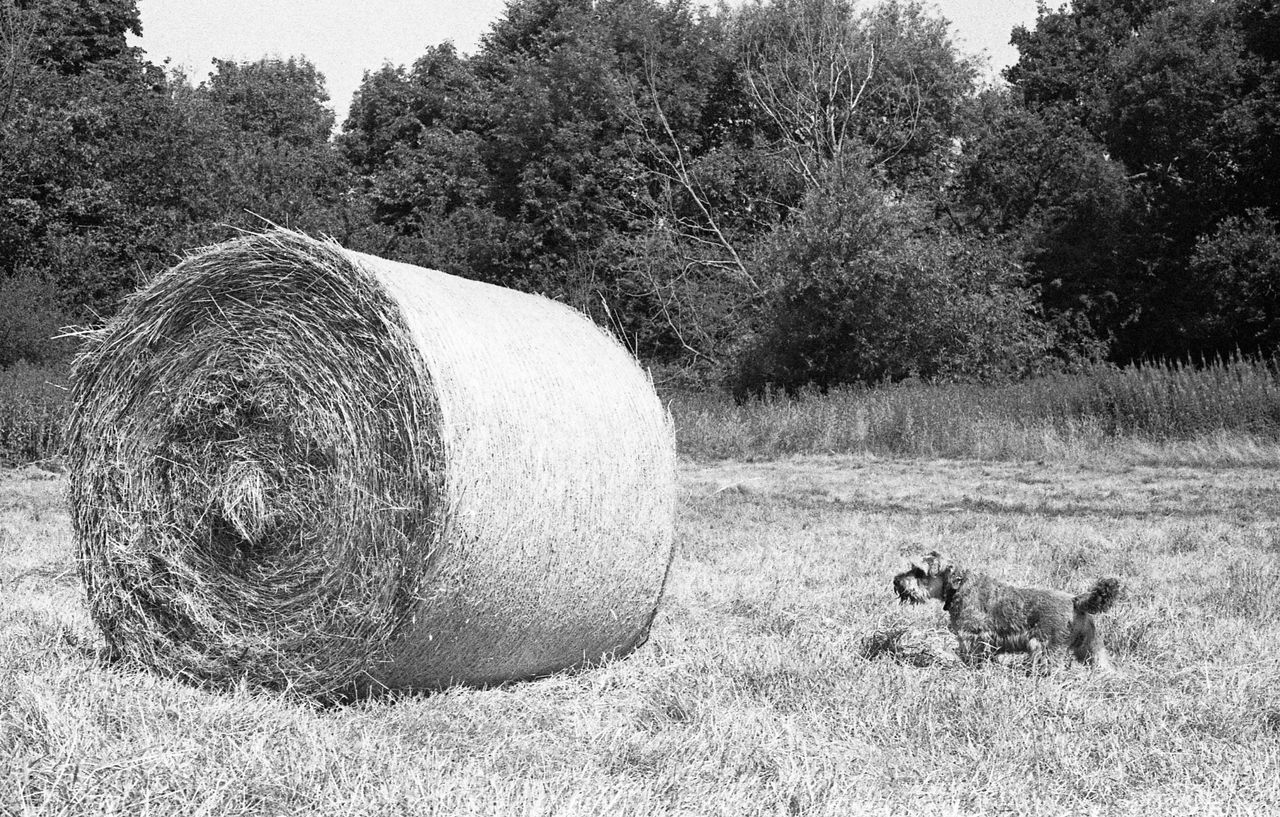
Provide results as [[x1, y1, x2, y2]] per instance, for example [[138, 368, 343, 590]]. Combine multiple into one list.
[[130, 0, 1041, 127]]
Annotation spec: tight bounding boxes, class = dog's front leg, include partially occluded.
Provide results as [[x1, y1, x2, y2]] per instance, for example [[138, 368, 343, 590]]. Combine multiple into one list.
[[954, 629, 995, 666]]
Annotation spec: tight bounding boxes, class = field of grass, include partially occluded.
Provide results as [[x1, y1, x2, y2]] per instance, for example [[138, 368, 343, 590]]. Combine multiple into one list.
[[3, 454, 1278, 815]]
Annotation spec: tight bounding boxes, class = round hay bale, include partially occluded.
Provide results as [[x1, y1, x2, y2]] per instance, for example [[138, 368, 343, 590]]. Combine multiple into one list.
[[68, 230, 676, 696]]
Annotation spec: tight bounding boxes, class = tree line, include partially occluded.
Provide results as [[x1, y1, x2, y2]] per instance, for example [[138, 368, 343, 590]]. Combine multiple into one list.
[[2, 0, 1278, 394]]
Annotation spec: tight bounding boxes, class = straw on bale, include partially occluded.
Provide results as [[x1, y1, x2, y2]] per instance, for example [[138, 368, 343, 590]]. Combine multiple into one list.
[[68, 230, 676, 696]]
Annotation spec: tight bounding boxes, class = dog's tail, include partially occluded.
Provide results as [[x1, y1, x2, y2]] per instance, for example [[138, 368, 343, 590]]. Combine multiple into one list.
[[1074, 578, 1120, 615]]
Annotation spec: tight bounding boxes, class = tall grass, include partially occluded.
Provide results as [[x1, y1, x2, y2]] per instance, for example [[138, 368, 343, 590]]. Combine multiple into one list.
[[0, 363, 68, 466], [6, 357, 1280, 467], [670, 357, 1280, 461]]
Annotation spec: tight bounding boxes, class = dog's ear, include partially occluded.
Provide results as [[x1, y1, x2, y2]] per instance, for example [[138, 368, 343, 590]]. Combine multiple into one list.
[[923, 551, 950, 576]]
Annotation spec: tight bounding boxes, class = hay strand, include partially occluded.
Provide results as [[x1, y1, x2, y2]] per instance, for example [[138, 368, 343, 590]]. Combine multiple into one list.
[[68, 230, 676, 696]]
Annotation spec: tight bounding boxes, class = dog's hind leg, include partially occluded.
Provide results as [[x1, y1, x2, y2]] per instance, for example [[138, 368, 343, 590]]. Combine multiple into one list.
[[1025, 638, 1062, 674], [1070, 617, 1115, 671]]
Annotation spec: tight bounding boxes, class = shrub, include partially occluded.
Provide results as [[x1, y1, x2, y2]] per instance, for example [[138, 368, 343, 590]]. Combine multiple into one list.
[[728, 168, 1061, 397], [1189, 209, 1280, 355]]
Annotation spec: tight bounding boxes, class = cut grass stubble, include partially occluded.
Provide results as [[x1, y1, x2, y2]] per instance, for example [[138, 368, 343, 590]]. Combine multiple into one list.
[[5, 457, 1277, 815]]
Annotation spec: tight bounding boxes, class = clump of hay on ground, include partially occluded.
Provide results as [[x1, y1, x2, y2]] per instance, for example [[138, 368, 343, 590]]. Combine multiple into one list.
[[860, 624, 962, 667], [68, 230, 676, 698]]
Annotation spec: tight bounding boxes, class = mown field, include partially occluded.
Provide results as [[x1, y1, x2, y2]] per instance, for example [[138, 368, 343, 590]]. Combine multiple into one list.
[[3, 450, 1278, 815]]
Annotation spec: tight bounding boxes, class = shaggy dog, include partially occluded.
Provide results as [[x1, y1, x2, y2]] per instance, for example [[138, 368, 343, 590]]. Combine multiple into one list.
[[893, 551, 1120, 670]]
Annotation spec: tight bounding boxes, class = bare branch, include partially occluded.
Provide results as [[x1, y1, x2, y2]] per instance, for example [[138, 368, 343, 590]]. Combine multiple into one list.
[[739, 0, 922, 180], [634, 58, 759, 293]]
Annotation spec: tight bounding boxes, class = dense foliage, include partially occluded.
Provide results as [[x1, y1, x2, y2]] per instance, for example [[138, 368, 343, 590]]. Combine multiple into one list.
[[2, 0, 1279, 392], [995, 0, 1280, 361]]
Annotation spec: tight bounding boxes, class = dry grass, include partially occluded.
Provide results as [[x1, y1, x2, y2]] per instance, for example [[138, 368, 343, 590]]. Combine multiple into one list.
[[3, 455, 1277, 815]]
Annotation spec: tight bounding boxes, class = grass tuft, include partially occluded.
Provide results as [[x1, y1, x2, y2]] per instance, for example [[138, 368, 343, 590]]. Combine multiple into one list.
[[859, 624, 961, 667]]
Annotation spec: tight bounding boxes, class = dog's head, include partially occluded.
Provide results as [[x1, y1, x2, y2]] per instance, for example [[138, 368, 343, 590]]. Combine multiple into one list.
[[892, 551, 957, 606]]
